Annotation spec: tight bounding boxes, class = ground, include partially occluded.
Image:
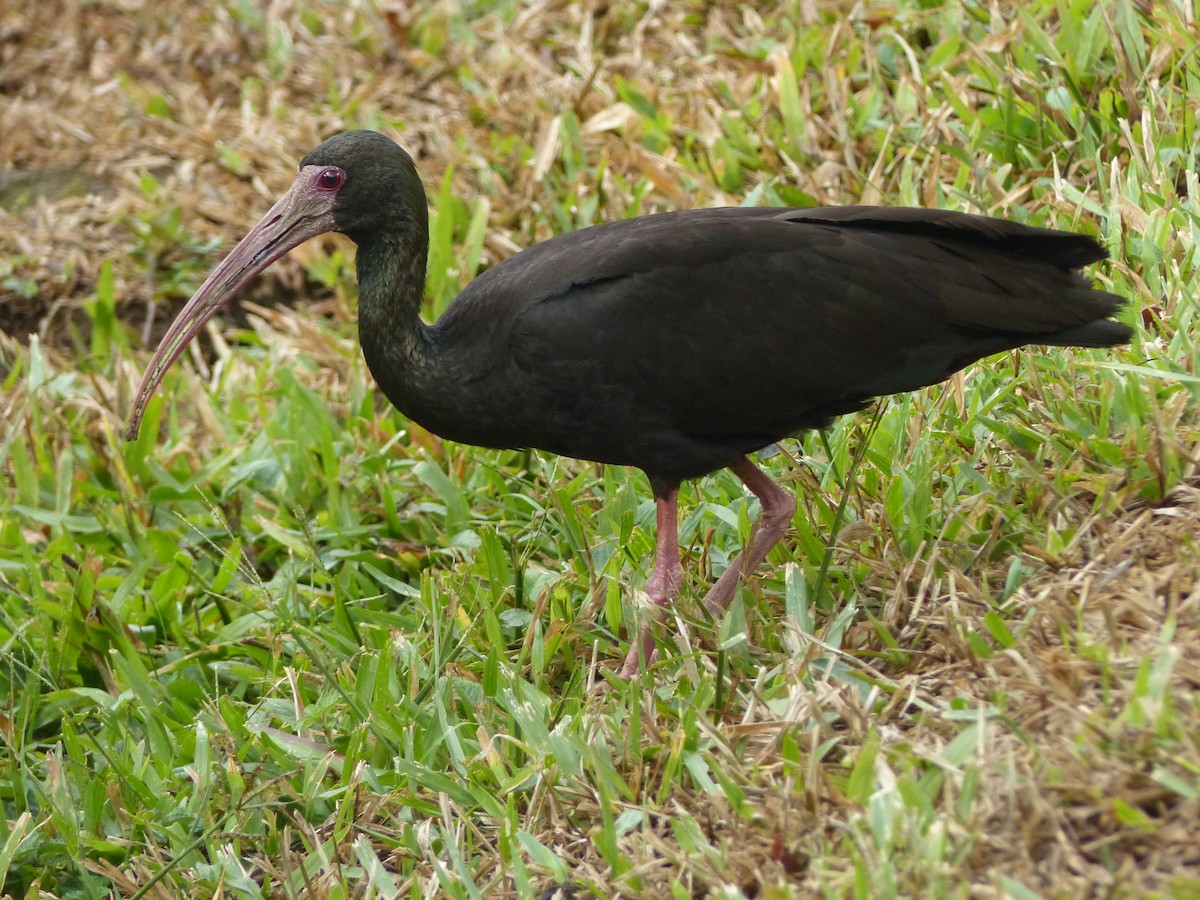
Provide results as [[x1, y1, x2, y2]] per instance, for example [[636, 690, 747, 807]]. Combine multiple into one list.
[[1, 1, 1198, 897]]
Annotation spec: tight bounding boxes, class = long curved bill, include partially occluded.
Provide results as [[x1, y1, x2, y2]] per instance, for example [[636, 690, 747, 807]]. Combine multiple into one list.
[[125, 169, 338, 441]]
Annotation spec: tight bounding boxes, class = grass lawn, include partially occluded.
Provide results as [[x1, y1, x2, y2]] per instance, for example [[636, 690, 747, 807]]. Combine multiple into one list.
[[1, 0, 1198, 896]]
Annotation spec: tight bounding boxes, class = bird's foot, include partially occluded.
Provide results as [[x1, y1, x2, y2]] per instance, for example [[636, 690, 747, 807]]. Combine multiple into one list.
[[616, 637, 659, 679]]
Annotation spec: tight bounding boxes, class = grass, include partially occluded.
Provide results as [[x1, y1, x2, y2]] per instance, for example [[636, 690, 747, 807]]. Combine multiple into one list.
[[2, 0, 1199, 896]]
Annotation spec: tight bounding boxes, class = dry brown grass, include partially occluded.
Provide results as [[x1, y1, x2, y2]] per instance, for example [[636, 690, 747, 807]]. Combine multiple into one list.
[[0, 0, 941, 346]]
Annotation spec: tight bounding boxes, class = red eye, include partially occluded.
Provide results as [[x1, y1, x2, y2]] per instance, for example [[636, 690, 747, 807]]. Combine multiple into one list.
[[317, 168, 345, 190]]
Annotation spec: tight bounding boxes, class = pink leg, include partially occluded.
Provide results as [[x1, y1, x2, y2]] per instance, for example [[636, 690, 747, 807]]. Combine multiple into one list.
[[700, 457, 796, 618], [615, 457, 796, 677], [617, 489, 684, 678]]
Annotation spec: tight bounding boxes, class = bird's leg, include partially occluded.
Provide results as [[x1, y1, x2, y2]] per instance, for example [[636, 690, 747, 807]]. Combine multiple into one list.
[[699, 456, 796, 620], [617, 489, 684, 678], [613, 459, 793, 678]]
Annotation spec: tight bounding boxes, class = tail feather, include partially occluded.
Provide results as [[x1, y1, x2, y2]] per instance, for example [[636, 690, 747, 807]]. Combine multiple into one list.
[[1039, 315, 1133, 348]]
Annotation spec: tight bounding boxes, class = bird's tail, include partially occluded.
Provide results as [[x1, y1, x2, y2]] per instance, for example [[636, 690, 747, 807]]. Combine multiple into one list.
[[1039, 315, 1134, 348]]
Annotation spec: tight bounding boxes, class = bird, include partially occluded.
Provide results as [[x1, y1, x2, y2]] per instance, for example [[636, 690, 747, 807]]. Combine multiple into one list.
[[125, 130, 1131, 680]]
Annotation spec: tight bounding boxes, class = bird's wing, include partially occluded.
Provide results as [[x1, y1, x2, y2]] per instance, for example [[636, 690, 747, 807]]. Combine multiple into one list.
[[439, 207, 1123, 478]]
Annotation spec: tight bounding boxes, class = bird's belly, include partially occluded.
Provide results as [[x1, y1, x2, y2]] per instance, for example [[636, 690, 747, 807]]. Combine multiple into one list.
[[409, 383, 786, 487]]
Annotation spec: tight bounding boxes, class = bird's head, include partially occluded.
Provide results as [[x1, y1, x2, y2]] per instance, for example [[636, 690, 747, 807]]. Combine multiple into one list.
[[124, 130, 426, 441], [299, 130, 427, 244]]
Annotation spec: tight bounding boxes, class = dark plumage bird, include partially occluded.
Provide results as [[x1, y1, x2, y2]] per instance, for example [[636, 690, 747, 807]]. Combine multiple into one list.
[[126, 130, 1131, 679]]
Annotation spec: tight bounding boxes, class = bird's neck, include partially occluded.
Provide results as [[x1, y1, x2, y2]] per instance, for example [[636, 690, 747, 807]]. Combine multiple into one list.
[[354, 236, 449, 421], [356, 234, 427, 339]]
